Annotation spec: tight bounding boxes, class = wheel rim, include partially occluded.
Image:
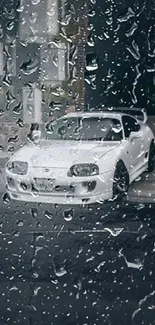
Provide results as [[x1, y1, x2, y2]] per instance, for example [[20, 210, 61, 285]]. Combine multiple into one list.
[[113, 166, 128, 195]]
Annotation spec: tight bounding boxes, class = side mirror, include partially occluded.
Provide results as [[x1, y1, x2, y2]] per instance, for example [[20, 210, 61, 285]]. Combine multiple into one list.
[[129, 131, 141, 141], [32, 130, 41, 141]]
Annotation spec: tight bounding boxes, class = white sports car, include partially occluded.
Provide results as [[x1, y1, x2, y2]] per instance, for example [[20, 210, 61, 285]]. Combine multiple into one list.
[[5, 108, 155, 205]]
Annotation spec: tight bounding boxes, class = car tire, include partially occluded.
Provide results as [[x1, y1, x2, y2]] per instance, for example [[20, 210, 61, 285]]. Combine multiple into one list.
[[112, 161, 129, 200], [148, 141, 155, 173]]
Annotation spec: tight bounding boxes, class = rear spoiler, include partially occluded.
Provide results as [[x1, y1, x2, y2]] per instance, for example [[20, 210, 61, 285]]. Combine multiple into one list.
[[89, 107, 148, 124]]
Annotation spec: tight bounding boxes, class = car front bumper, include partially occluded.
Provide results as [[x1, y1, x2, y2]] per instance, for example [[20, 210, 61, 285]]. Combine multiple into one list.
[[5, 169, 114, 205]]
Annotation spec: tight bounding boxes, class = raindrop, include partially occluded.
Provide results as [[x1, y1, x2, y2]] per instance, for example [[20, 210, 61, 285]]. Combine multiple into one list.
[[63, 209, 74, 222], [16, 118, 24, 128], [0, 145, 4, 151], [0, 109, 4, 116], [10, 286, 18, 291], [104, 227, 123, 236], [95, 261, 106, 273], [44, 210, 53, 220], [7, 21, 14, 31], [126, 40, 140, 60], [2, 75, 12, 87], [31, 0, 41, 4], [16, 220, 24, 227], [33, 271, 39, 278], [87, 23, 94, 31], [88, 10, 95, 17], [29, 12, 38, 24], [86, 53, 98, 72], [20, 58, 39, 75], [8, 135, 19, 143], [125, 22, 138, 37], [34, 286, 41, 296], [125, 258, 143, 270], [13, 102, 22, 115], [52, 53, 58, 67], [2, 193, 11, 204], [16, 3, 24, 12], [54, 267, 67, 277], [59, 14, 71, 26], [87, 33, 95, 47], [12, 230, 20, 237], [31, 208, 38, 218], [7, 146, 15, 152], [112, 125, 122, 134], [118, 7, 135, 22]]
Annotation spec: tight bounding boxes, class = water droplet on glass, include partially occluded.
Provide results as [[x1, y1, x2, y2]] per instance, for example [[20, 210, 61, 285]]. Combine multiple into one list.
[[104, 227, 123, 237], [20, 58, 39, 75], [118, 7, 135, 22], [31, 0, 41, 4], [8, 135, 19, 143], [16, 220, 24, 227], [0, 109, 4, 116], [54, 267, 67, 277], [29, 12, 38, 24], [34, 286, 41, 296], [44, 210, 53, 220], [125, 22, 138, 37], [86, 53, 98, 72], [64, 209, 74, 222], [52, 53, 58, 67], [88, 10, 95, 17], [13, 102, 22, 115], [87, 33, 95, 47], [7, 21, 14, 31], [2, 193, 11, 204], [31, 208, 38, 218], [95, 261, 106, 273], [33, 271, 39, 278], [90, 0, 96, 4]]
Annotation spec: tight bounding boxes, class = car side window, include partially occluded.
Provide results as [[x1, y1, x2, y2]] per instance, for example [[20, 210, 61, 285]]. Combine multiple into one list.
[[122, 116, 140, 138]]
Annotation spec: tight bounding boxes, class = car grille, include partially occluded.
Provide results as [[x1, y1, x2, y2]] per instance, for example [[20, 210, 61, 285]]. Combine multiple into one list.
[[20, 178, 75, 194]]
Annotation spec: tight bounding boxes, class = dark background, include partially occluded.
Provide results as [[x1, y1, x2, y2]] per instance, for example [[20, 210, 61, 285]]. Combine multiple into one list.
[[86, 0, 155, 114]]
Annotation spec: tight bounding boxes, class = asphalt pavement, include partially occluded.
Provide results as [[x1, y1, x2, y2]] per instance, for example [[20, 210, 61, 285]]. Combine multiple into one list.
[[0, 196, 155, 324]]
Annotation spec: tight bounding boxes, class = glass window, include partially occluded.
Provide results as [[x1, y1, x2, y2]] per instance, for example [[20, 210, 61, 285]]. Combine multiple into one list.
[[122, 115, 140, 138], [41, 116, 123, 141]]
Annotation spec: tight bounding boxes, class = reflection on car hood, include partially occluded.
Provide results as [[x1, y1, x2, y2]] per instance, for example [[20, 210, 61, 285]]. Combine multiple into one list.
[[11, 140, 121, 168]]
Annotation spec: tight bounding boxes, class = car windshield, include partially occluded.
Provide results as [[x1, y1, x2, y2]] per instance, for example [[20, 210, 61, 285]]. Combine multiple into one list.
[[41, 116, 123, 141]]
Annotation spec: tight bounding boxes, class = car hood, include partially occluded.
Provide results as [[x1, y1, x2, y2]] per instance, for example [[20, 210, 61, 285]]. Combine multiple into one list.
[[10, 140, 121, 168]]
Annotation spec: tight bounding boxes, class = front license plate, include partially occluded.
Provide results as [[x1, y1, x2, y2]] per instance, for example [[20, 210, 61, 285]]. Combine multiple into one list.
[[34, 178, 55, 192]]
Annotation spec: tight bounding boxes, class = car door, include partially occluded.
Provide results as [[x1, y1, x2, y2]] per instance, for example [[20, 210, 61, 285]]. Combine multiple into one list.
[[122, 115, 144, 175]]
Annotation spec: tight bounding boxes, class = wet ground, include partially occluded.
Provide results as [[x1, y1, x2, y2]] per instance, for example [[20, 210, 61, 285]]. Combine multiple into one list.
[[0, 196, 155, 324]]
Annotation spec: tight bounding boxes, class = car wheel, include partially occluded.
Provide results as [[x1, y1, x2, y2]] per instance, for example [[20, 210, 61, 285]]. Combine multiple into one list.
[[148, 141, 155, 173], [113, 161, 129, 200]]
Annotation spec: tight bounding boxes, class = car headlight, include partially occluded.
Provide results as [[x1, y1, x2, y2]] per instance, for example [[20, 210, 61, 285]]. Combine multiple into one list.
[[68, 164, 99, 177], [6, 161, 28, 175]]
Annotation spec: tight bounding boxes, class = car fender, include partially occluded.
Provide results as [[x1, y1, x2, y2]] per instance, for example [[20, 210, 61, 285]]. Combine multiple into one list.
[[97, 146, 126, 175]]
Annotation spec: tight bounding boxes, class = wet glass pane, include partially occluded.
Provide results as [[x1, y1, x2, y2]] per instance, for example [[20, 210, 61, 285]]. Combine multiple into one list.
[[0, 0, 155, 324]]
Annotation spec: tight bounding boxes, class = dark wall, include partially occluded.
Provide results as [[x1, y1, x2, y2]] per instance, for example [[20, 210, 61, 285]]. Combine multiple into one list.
[[0, 0, 20, 38], [85, 0, 155, 114]]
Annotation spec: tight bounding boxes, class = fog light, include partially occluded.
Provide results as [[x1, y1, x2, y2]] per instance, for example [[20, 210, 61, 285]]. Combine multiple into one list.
[[7, 177, 15, 188], [82, 180, 96, 192]]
